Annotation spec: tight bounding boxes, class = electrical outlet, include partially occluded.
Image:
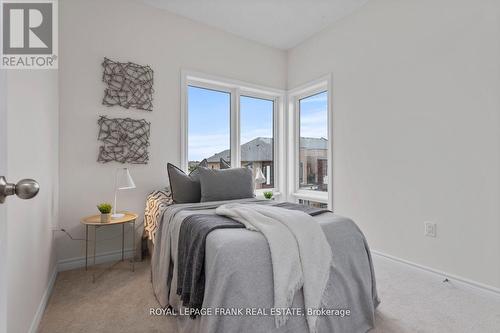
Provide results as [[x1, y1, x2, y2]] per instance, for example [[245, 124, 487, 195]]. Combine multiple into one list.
[[51, 223, 62, 231], [424, 222, 437, 238]]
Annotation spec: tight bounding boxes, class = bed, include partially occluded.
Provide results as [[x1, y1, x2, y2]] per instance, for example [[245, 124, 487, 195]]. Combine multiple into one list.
[[145, 194, 379, 333]]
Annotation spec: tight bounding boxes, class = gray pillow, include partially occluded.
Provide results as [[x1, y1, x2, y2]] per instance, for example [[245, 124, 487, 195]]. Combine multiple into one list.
[[199, 167, 254, 202], [167, 159, 208, 203]]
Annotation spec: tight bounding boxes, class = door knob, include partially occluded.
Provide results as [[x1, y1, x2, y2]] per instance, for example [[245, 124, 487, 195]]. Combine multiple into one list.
[[0, 176, 40, 204]]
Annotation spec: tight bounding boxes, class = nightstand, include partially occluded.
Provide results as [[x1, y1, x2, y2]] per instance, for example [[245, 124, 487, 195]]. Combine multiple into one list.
[[80, 211, 138, 279]]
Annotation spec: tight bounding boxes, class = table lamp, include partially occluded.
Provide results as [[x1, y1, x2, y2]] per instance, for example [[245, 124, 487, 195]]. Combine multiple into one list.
[[255, 167, 266, 187], [112, 168, 136, 218]]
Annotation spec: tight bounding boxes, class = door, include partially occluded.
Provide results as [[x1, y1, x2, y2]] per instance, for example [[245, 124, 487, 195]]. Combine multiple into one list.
[[0, 70, 7, 333], [0, 70, 55, 333]]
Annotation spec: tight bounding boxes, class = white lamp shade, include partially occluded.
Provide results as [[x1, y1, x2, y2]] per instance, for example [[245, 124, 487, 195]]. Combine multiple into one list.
[[116, 168, 136, 190], [255, 167, 266, 184]]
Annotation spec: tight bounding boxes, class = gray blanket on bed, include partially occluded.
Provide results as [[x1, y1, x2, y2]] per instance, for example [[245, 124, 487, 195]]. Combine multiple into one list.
[[176, 202, 331, 313], [177, 214, 244, 311], [151, 199, 379, 333]]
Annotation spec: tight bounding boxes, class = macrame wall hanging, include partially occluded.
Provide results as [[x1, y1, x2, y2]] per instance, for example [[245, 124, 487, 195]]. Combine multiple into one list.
[[97, 116, 151, 164], [102, 57, 154, 111]]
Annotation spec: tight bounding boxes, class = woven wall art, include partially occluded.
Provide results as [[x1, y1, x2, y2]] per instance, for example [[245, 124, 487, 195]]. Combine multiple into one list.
[[102, 57, 154, 111], [97, 116, 150, 164]]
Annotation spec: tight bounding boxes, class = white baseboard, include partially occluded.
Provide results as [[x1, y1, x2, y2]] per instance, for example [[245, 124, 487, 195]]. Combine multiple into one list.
[[57, 248, 135, 272], [29, 266, 57, 333], [371, 249, 500, 298]]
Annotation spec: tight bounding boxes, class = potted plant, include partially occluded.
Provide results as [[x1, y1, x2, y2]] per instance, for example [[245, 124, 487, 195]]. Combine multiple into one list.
[[97, 203, 112, 223], [263, 191, 273, 200]]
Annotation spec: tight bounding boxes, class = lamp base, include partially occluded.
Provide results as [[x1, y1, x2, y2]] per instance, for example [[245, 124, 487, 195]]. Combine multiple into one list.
[[112, 213, 125, 219]]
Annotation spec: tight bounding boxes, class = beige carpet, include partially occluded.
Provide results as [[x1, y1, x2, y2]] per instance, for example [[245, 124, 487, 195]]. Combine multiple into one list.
[[39, 255, 500, 333], [38, 260, 176, 333]]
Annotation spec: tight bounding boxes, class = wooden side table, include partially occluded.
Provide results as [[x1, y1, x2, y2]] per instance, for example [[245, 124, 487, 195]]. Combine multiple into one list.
[[80, 211, 138, 279]]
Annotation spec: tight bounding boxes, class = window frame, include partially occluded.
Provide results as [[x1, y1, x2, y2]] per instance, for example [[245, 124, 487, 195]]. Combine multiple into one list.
[[181, 70, 285, 196], [287, 75, 333, 209]]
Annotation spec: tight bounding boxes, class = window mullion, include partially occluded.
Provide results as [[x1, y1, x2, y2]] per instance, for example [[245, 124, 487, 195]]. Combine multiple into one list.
[[230, 88, 240, 167], [273, 97, 279, 194], [294, 98, 300, 196], [327, 86, 333, 210]]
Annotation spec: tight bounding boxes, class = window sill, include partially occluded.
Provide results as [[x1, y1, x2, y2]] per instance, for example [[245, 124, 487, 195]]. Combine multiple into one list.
[[292, 190, 328, 203]]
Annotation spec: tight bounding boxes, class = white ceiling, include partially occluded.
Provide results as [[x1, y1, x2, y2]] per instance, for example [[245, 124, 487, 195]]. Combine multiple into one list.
[[141, 0, 369, 50]]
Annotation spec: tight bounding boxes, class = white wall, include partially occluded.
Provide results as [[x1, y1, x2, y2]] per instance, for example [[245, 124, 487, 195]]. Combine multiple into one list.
[[288, 0, 500, 289], [58, 0, 287, 262], [58, 0, 500, 291], [5, 70, 59, 333]]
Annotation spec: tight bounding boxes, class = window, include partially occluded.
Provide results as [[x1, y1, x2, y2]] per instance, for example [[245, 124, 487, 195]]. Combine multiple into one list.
[[288, 76, 332, 209], [240, 95, 274, 189], [188, 86, 231, 171], [299, 91, 328, 192], [182, 72, 283, 192]]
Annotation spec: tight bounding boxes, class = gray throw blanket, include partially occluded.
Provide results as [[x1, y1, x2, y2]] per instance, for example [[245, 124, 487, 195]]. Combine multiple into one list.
[[177, 214, 244, 311], [176, 202, 330, 314]]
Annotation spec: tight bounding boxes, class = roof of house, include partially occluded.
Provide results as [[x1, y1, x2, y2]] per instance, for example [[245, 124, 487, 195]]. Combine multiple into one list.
[[205, 137, 327, 163], [299, 137, 328, 150]]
